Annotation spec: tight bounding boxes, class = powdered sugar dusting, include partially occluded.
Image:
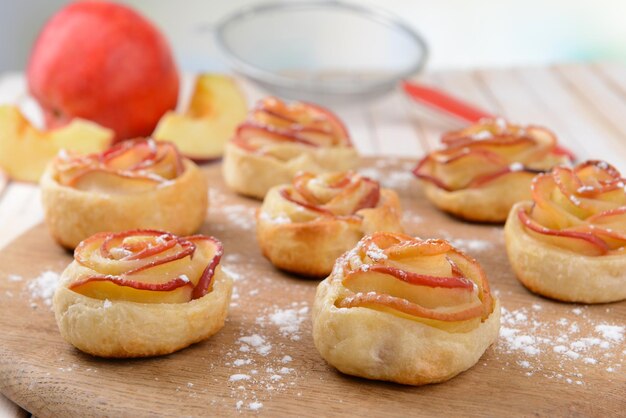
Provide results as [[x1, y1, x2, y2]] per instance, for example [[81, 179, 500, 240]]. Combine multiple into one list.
[[248, 401, 263, 411], [358, 167, 415, 189], [208, 188, 256, 231], [221, 204, 256, 230], [224, 300, 310, 410], [595, 325, 624, 342], [448, 238, 492, 252], [365, 242, 387, 262], [27, 270, 60, 307], [238, 334, 272, 356], [257, 303, 309, 341], [496, 304, 624, 383]]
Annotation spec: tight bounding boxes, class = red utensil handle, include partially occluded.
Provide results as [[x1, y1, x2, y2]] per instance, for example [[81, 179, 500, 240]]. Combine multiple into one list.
[[402, 80, 494, 123], [402, 80, 576, 161]]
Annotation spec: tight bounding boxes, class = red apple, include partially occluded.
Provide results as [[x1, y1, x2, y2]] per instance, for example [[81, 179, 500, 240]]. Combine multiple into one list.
[[27, 1, 179, 142]]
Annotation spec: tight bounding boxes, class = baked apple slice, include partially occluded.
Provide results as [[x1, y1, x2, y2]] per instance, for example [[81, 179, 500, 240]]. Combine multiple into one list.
[[153, 74, 247, 161], [520, 160, 626, 255], [53, 229, 233, 358], [0, 105, 113, 182], [334, 232, 495, 332], [70, 230, 223, 303], [413, 118, 571, 222]]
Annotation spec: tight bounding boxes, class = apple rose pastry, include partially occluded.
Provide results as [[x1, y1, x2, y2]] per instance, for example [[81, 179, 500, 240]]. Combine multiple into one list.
[[413, 118, 571, 222], [257, 171, 403, 277], [53, 230, 233, 358], [223, 97, 358, 199], [41, 139, 208, 248], [312, 232, 500, 385], [505, 160, 626, 303]]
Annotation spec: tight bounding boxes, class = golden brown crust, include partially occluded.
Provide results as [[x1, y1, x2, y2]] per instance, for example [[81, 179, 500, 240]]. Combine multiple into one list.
[[504, 201, 626, 303], [257, 189, 403, 277], [41, 159, 208, 248], [420, 172, 536, 223], [312, 271, 501, 385], [222, 142, 359, 200], [53, 262, 233, 358]]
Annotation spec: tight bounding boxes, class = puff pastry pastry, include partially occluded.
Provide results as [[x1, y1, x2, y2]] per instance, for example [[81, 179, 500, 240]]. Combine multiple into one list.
[[413, 118, 570, 222], [505, 160, 626, 303], [41, 139, 208, 248], [223, 97, 358, 199], [53, 230, 233, 357], [313, 232, 500, 385], [257, 171, 403, 277]]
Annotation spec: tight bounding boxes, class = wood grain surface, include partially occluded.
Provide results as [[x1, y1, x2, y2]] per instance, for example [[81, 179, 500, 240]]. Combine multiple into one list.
[[0, 159, 624, 417]]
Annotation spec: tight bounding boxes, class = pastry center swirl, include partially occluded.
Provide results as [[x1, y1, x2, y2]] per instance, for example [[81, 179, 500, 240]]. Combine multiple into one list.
[[68, 230, 223, 303], [413, 118, 568, 191], [268, 171, 380, 223], [232, 97, 352, 158], [333, 232, 495, 333], [520, 160, 626, 256], [53, 139, 185, 193]]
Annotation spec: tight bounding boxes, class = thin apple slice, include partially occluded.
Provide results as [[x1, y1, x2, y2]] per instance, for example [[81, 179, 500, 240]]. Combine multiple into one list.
[[0, 105, 113, 182], [530, 173, 582, 229], [70, 275, 194, 303], [587, 207, 626, 228], [324, 177, 380, 216], [153, 74, 247, 161], [336, 293, 483, 332], [68, 168, 162, 193], [187, 235, 223, 299], [445, 251, 493, 319], [237, 122, 319, 147], [254, 97, 350, 145], [76, 231, 194, 275], [415, 149, 505, 191], [342, 269, 478, 309], [125, 255, 195, 285], [518, 208, 608, 256], [103, 140, 156, 170]]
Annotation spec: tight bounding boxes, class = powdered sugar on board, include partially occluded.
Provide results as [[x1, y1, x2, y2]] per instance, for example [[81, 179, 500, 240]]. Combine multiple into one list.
[[435, 230, 493, 254], [359, 167, 416, 190], [256, 303, 309, 341], [27, 270, 60, 308], [209, 188, 257, 231], [221, 301, 310, 411], [495, 302, 624, 384]]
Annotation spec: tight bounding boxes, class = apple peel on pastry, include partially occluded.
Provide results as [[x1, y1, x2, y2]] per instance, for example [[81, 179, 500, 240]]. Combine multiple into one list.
[[312, 232, 500, 385], [40, 139, 208, 248], [413, 118, 571, 222], [257, 171, 403, 277], [53, 230, 233, 358], [223, 97, 359, 199], [505, 160, 626, 303]]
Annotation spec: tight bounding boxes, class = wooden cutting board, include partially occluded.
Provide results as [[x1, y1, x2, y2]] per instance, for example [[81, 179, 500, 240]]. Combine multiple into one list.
[[0, 158, 623, 417]]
